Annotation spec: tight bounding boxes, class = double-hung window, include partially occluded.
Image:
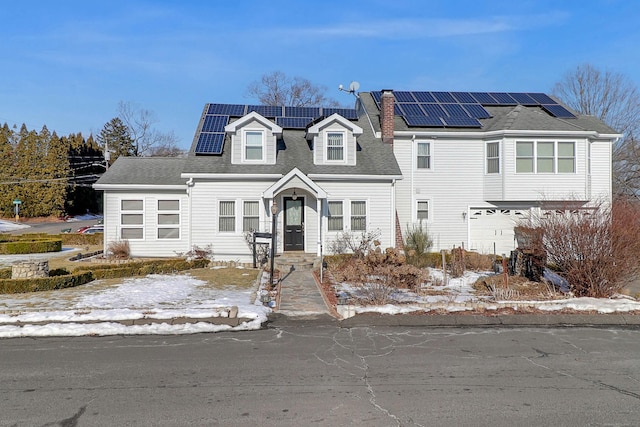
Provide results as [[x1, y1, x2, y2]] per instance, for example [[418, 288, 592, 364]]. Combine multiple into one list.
[[219, 201, 236, 232], [243, 201, 259, 232], [245, 131, 264, 161], [417, 142, 431, 169], [328, 201, 344, 231], [120, 199, 143, 239], [486, 142, 500, 174], [417, 200, 429, 222], [157, 200, 180, 239], [326, 132, 344, 161], [350, 201, 367, 231]]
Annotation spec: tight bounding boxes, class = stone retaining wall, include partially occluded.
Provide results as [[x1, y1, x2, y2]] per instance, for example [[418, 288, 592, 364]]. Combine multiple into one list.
[[12, 261, 49, 279]]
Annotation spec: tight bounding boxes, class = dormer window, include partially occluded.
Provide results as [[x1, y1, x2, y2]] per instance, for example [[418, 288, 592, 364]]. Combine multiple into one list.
[[244, 130, 264, 161], [326, 131, 345, 162]]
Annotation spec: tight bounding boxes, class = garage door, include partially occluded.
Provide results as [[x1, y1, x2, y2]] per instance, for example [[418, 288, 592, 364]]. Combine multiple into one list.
[[469, 208, 527, 255]]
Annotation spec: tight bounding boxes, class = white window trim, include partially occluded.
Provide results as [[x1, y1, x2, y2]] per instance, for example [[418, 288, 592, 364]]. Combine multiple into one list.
[[485, 141, 500, 174], [414, 199, 432, 223], [218, 200, 237, 233], [120, 198, 144, 240], [327, 200, 345, 232], [515, 140, 577, 174], [242, 129, 265, 162], [157, 199, 180, 240], [324, 130, 347, 164], [415, 140, 433, 171], [242, 200, 261, 232], [349, 199, 368, 232]]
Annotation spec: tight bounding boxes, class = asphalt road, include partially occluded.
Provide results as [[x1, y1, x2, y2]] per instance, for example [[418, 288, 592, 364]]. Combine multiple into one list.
[[5, 219, 100, 235], [1, 324, 639, 426]]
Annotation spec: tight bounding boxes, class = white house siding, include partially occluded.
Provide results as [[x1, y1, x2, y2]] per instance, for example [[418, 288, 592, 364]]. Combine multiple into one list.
[[103, 190, 190, 257], [589, 139, 613, 202], [394, 137, 485, 252], [500, 137, 589, 201], [320, 180, 396, 254]]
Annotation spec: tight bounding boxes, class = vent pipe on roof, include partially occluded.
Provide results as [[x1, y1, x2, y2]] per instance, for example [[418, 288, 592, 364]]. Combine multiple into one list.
[[381, 89, 395, 145]]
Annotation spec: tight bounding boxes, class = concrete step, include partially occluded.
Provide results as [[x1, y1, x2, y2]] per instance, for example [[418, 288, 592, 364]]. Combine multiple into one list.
[[275, 253, 320, 272]]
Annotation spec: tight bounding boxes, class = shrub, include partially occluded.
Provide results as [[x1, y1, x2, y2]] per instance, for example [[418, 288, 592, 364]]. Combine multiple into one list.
[[328, 230, 381, 257], [534, 198, 640, 297], [404, 222, 433, 255], [0, 239, 62, 254], [0, 272, 94, 294], [107, 240, 130, 259], [331, 247, 429, 304]]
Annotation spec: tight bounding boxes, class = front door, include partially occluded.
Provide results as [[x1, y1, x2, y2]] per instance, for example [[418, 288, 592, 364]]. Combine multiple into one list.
[[284, 197, 304, 251]]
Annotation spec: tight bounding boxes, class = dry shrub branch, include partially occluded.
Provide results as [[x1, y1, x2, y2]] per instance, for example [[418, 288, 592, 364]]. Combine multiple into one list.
[[537, 199, 640, 297], [331, 246, 429, 305]]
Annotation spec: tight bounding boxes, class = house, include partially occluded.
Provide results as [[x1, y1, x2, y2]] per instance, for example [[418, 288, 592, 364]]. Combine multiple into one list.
[[94, 90, 619, 261]]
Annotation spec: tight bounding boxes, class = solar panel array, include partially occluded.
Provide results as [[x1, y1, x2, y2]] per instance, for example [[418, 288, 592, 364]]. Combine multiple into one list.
[[195, 104, 359, 154], [371, 90, 576, 129]]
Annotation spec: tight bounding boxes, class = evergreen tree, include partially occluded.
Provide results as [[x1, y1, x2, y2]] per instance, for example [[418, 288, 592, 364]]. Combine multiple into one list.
[[97, 117, 134, 164], [0, 124, 17, 217]]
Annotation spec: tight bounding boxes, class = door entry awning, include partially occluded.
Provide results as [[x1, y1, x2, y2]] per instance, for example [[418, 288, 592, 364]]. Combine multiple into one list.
[[262, 167, 327, 199]]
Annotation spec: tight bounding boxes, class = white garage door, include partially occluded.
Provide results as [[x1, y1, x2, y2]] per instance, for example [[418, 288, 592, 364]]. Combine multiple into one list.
[[469, 208, 527, 255]]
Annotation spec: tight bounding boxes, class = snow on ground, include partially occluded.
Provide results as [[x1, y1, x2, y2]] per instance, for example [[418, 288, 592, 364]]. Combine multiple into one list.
[[0, 219, 30, 233], [0, 272, 270, 338], [339, 268, 640, 316]]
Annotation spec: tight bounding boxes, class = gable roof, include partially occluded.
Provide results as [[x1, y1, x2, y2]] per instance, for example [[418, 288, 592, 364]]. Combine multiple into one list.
[[94, 157, 187, 189]]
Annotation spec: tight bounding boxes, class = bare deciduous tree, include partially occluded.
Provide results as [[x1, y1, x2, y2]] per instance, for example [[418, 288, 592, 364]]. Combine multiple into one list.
[[117, 101, 181, 157], [246, 71, 342, 107], [552, 64, 640, 197]]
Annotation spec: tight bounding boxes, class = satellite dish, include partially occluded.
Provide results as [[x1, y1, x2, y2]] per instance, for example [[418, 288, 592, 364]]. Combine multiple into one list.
[[348, 81, 360, 93]]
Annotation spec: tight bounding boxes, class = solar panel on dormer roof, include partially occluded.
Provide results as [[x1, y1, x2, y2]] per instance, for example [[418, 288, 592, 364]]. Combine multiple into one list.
[[431, 91, 457, 103], [441, 103, 469, 117], [462, 104, 492, 119], [394, 91, 417, 102], [195, 133, 225, 154], [528, 93, 557, 104], [412, 92, 437, 103], [322, 108, 358, 120], [542, 104, 577, 118], [404, 115, 445, 127], [470, 92, 499, 104], [201, 115, 229, 132], [489, 92, 518, 105], [508, 93, 537, 105], [247, 105, 283, 118], [208, 103, 245, 116], [451, 92, 477, 103]]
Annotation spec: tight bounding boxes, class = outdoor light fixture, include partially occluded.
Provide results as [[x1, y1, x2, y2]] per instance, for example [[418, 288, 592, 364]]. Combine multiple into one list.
[[270, 201, 278, 286], [291, 188, 298, 201]]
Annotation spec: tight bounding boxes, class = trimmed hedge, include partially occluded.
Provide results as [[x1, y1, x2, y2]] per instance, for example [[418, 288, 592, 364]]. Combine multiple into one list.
[[0, 258, 210, 293], [0, 239, 62, 255], [74, 259, 210, 280], [0, 272, 94, 294], [59, 233, 102, 246]]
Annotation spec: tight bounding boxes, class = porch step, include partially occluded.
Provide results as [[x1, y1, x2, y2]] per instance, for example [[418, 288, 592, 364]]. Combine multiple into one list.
[[274, 253, 320, 272]]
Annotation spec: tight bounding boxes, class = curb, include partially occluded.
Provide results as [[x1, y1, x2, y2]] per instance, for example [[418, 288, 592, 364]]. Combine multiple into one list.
[[339, 313, 640, 328]]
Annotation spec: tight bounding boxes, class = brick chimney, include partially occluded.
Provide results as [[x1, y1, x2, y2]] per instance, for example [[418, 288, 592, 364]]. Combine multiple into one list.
[[380, 89, 395, 145]]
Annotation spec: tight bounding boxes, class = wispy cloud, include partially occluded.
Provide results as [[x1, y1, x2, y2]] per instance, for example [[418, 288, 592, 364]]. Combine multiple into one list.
[[282, 13, 569, 40]]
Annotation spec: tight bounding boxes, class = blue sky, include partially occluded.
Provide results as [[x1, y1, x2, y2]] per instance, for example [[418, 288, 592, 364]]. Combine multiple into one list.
[[1, 0, 638, 150]]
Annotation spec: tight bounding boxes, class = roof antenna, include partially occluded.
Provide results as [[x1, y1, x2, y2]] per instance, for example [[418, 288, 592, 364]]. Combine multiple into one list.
[[338, 81, 360, 97]]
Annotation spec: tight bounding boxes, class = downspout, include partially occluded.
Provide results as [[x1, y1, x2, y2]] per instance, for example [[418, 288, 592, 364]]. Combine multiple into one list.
[[186, 178, 194, 250], [391, 178, 396, 248], [411, 134, 416, 223]]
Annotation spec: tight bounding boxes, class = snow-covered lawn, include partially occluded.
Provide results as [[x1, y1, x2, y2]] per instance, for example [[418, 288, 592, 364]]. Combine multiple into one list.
[[337, 268, 640, 316], [0, 219, 30, 233]]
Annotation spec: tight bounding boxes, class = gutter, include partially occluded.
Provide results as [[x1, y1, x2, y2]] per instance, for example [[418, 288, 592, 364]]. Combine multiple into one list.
[[308, 174, 403, 181]]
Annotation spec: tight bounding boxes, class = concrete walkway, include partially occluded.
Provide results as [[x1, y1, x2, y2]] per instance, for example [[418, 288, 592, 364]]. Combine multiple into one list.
[[275, 269, 332, 318]]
